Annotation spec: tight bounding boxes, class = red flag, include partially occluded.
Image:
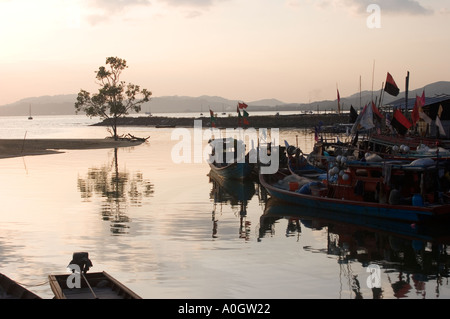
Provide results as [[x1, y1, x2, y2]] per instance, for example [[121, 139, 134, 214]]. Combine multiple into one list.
[[384, 72, 400, 96], [394, 109, 412, 128], [371, 101, 383, 119], [238, 102, 248, 109], [411, 96, 421, 125], [421, 90, 425, 106], [243, 109, 250, 125], [209, 109, 216, 128]]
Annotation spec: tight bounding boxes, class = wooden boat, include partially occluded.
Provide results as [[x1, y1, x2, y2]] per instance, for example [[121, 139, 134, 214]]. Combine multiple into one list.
[[208, 138, 255, 180], [259, 159, 450, 223], [0, 273, 41, 299], [48, 271, 141, 299], [285, 143, 326, 179]]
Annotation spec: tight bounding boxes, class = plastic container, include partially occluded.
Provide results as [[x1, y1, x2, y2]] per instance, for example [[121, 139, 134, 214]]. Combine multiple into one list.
[[412, 194, 423, 207]]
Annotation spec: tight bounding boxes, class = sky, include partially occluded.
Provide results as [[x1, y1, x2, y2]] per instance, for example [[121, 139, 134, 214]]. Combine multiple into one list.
[[0, 0, 449, 106]]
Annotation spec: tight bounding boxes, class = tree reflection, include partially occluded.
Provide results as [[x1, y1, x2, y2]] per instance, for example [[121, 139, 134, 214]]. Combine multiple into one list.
[[77, 148, 154, 234]]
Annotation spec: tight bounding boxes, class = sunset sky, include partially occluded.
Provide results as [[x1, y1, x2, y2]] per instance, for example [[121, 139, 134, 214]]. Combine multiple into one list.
[[0, 0, 449, 106]]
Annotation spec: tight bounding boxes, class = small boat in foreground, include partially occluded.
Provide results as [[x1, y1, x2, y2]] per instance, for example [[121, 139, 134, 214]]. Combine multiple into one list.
[[0, 273, 41, 299], [48, 271, 141, 299], [49, 252, 141, 299]]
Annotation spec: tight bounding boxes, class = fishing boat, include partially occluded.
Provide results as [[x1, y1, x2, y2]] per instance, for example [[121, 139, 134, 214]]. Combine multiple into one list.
[[285, 143, 326, 178], [48, 252, 141, 299], [208, 138, 255, 180], [259, 157, 450, 223], [0, 273, 41, 299], [48, 271, 141, 299]]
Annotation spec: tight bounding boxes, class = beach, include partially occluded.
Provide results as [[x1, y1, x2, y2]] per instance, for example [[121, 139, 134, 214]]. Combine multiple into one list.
[[0, 138, 145, 159]]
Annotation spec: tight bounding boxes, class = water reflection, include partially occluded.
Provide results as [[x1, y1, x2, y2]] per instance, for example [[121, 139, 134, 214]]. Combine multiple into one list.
[[259, 198, 450, 299], [208, 170, 256, 240], [77, 148, 154, 234]]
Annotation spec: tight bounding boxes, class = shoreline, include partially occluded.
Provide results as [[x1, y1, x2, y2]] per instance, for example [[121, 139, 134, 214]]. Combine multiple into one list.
[[0, 138, 145, 159], [93, 113, 348, 129]]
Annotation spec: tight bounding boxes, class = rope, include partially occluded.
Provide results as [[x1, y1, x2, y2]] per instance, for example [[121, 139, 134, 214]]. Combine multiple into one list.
[[15, 280, 49, 288]]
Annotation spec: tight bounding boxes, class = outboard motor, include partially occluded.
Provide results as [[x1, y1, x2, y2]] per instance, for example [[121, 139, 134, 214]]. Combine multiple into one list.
[[68, 252, 93, 274]]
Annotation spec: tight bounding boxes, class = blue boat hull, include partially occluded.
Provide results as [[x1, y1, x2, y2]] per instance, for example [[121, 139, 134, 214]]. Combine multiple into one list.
[[209, 161, 254, 180], [259, 172, 449, 223]]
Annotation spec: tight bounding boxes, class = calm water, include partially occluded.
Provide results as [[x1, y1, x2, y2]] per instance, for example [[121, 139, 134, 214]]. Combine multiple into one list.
[[1, 114, 450, 300]]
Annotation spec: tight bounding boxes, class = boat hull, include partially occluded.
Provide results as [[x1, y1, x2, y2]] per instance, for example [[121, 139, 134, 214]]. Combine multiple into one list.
[[259, 172, 450, 223], [0, 273, 41, 299], [209, 161, 254, 180], [48, 271, 141, 299]]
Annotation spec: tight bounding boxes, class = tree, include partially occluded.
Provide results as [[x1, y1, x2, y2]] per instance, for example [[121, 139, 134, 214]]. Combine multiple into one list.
[[75, 57, 152, 140]]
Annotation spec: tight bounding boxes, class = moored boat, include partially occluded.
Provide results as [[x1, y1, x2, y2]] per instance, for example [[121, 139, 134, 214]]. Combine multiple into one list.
[[208, 138, 255, 180], [48, 252, 141, 299], [0, 273, 41, 299], [48, 271, 141, 299], [259, 158, 450, 223]]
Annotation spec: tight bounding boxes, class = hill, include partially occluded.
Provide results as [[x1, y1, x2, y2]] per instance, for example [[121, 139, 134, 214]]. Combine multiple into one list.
[[1, 81, 449, 116]]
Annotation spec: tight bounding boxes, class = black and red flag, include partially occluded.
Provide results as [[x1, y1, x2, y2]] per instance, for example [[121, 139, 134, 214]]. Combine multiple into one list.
[[390, 109, 411, 135], [384, 72, 400, 96]]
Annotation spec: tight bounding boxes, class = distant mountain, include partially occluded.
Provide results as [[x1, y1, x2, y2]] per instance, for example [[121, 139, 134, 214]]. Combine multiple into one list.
[[1, 81, 449, 116]]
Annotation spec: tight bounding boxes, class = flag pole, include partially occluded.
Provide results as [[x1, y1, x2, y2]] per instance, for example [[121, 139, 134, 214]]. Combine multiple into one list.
[[405, 71, 410, 114], [378, 82, 384, 109], [371, 60, 375, 103], [359, 76, 362, 109]]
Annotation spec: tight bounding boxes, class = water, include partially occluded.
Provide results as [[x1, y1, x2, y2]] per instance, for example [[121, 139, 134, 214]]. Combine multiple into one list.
[[0, 114, 449, 300]]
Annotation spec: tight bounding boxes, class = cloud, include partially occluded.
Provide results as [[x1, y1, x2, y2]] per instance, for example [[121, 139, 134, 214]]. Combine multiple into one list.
[[340, 0, 433, 16], [288, 0, 433, 15], [80, 0, 151, 25], [81, 0, 227, 24], [157, 0, 217, 7], [87, 0, 151, 13]]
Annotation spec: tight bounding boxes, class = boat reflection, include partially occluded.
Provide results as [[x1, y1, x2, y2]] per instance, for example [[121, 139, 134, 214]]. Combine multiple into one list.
[[77, 148, 154, 234], [208, 169, 256, 240], [260, 198, 450, 299]]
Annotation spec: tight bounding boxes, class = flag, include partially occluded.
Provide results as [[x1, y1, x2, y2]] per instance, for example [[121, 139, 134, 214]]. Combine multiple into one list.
[[337, 89, 341, 115], [371, 101, 383, 119], [436, 116, 446, 136], [436, 104, 446, 136], [349, 105, 358, 123], [419, 108, 432, 125], [438, 104, 444, 118], [237, 106, 242, 126], [238, 101, 248, 109], [209, 109, 216, 128], [243, 109, 250, 125], [411, 96, 421, 125], [384, 72, 400, 96], [360, 104, 374, 130], [421, 90, 426, 106], [391, 109, 412, 135], [314, 126, 319, 142]]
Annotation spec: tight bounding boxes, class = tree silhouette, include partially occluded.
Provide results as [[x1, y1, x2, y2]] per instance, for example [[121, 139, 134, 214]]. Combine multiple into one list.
[[75, 57, 152, 140]]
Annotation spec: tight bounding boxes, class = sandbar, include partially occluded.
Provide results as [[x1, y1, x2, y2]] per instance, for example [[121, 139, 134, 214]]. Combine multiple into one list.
[[0, 138, 145, 159]]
